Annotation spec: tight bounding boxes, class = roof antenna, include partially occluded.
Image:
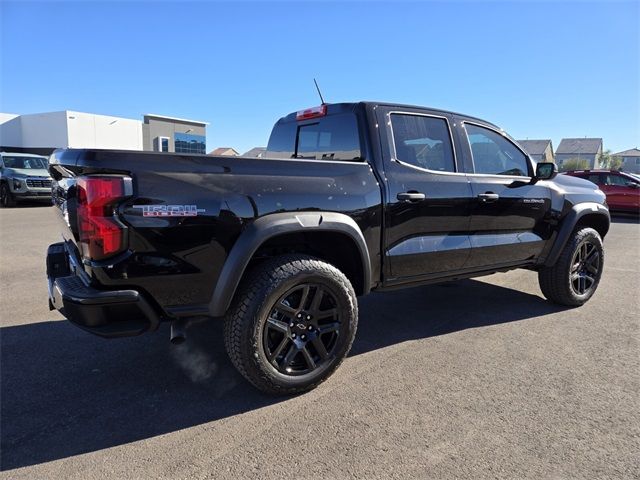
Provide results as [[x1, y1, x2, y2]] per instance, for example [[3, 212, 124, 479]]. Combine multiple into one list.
[[314, 78, 326, 105]]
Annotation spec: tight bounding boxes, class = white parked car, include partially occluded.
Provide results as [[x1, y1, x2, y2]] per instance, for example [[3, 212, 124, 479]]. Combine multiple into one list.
[[0, 152, 52, 207]]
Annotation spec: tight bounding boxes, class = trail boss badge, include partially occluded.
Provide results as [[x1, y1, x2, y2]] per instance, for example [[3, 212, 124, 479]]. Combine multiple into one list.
[[134, 205, 205, 217]]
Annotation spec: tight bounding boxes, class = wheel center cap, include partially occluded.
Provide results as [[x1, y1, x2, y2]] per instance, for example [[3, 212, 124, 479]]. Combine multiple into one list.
[[296, 323, 306, 330]]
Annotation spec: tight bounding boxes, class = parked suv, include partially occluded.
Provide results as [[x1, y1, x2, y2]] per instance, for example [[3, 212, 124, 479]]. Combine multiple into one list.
[[0, 152, 53, 207], [563, 169, 640, 213], [46, 102, 610, 395]]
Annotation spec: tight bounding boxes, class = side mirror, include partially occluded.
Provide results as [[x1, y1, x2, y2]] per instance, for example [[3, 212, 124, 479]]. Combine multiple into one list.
[[627, 182, 639, 189], [535, 162, 557, 180]]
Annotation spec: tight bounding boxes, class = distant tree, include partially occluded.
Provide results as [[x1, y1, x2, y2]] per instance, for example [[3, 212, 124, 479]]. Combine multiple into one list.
[[610, 157, 623, 171], [598, 149, 623, 170], [560, 158, 590, 172]]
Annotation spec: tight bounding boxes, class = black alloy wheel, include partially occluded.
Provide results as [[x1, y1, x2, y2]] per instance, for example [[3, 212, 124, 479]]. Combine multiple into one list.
[[569, 240, 601, 296], [263, 283, 342, 375]]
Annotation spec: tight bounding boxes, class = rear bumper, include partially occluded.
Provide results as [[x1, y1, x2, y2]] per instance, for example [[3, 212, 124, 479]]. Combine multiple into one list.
[[47, 242, 161, 338]]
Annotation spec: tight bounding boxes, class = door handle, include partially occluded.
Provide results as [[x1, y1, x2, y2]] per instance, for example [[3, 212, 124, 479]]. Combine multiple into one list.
[[397, 191, 426, 202], [478, 192, 499, 203]]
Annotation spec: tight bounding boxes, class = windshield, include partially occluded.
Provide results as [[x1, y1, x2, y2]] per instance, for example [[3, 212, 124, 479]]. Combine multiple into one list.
[[2, 156, 48, 169]]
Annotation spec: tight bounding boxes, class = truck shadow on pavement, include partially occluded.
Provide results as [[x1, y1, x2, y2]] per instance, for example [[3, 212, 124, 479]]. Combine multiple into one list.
[[1, 279, 566, 471]]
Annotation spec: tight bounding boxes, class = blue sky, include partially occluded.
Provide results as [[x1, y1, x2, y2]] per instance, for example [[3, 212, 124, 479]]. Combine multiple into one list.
[[1, 0, 638, 154]]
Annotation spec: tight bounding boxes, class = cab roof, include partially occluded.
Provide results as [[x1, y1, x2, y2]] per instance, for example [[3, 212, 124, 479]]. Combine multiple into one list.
[[276, 101, 499, 129]]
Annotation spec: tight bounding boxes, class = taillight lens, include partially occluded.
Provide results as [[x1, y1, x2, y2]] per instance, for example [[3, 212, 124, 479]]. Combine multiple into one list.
[[76, 176, 128, 261]]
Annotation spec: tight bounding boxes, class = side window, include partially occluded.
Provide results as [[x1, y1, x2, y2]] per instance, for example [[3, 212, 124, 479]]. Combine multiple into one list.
[[294, 115, 361, 161], [390, 114, 455, 172], [586, 174, 603, 185], [604, 174, 628, 186], [465, 124, 530, 176]]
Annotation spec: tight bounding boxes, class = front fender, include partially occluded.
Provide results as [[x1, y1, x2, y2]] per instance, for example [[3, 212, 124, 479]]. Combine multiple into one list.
[[208, 211, 372, 317], [543, 202, 610, 267]]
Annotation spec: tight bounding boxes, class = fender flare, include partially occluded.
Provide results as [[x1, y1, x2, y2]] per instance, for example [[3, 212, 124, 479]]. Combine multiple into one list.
[[543, 202, 610, 267], [208, 211, 372, 317]]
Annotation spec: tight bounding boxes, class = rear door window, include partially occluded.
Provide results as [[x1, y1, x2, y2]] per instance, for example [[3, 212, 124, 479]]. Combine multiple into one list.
[[389, 113, 456, 172]]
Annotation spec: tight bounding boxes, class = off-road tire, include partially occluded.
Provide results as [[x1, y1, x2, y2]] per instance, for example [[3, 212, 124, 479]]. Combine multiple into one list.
[[538, 227, 604, 306], [0, 183, 16, 208], [224, 254, 358, 395]]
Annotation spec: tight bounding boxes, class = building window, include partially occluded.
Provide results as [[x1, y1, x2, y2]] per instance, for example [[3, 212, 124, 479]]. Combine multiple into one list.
[[154, 136, 170, 152], [175, 132, 206, 154]]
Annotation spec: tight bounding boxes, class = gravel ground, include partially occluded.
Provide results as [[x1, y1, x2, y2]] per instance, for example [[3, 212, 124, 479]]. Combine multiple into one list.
[[1, 205, 638, 479]]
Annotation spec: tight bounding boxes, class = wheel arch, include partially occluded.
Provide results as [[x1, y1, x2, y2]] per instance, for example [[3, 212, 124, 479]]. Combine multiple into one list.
[[543, 202, 610, 267], [209, 212, 372, 317]]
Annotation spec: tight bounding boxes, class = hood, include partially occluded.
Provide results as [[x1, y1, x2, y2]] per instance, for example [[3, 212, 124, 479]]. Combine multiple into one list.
[[553, 172, 600, 191], [548, 173, 607, 211], [5, 168, 51, 178]]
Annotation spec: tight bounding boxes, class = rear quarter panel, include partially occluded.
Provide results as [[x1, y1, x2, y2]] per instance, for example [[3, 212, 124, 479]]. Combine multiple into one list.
[[50, 149, 382, 313]]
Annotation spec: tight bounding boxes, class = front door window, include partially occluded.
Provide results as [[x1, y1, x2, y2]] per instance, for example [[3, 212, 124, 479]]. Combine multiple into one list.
[[465, 124, 530, 177]]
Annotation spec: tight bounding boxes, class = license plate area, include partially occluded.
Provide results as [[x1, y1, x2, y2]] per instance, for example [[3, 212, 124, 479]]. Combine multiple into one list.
[[46, 242, 71, 279]]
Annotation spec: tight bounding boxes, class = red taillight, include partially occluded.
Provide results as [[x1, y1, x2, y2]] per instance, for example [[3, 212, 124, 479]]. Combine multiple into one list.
[[296, 105, 327, 121], [76, 176, 128, 261]]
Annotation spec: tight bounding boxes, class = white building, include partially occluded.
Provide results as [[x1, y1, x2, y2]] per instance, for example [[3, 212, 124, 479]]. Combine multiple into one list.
[[0, 111, 207, 155], [0, 111, 144, 153]]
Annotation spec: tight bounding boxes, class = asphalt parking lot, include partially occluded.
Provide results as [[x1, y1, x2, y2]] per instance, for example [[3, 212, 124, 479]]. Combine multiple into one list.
[[1, 205, 638, 479]]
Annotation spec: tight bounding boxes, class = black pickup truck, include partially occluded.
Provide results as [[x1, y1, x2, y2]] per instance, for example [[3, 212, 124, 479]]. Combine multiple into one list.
[[47, 102, 610, 395]]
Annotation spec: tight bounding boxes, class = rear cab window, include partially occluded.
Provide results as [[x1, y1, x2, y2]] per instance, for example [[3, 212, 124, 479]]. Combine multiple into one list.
[[266, 113, 362, 161]]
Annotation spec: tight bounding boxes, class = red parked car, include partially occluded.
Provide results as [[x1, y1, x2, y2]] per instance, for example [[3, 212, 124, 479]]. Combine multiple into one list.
[[564, 169, 640, 213]]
